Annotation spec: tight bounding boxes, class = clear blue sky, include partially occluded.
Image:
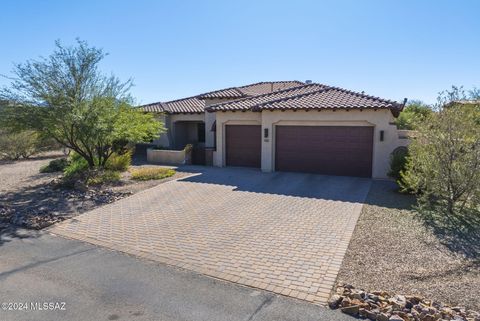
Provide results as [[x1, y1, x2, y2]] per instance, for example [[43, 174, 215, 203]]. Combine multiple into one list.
[[1, 0, 479, 105]]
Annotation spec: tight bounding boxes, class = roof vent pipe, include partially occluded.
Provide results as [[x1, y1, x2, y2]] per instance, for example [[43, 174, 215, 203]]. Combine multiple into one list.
[[305, 80, 313, 84]]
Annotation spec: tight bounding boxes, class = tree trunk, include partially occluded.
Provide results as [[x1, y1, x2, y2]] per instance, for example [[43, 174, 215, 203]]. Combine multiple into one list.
[[447, 199, 455, 215], [86, 157, 95, 168]]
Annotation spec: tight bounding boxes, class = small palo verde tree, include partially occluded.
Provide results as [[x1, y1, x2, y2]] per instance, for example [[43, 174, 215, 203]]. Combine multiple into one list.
[[400, 87, 480, 216], [394, 100, 433, 130], [0, 40, 163, 168]]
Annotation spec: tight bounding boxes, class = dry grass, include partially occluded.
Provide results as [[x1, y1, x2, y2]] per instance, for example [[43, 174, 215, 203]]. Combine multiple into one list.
[[130, 167, 176, 181], [337, 181, 480, 310]]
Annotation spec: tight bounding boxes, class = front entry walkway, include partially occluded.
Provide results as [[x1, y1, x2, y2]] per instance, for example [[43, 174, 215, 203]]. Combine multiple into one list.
[[50, 167, 371, 305]]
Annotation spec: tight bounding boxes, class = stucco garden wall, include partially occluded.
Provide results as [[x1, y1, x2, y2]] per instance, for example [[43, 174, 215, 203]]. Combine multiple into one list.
[[147, 148, 191, 165], [213, 109, 407, 179]]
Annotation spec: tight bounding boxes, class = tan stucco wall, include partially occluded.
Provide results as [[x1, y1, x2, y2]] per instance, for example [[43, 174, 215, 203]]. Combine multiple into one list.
[[152, 114, 170, 147], [147, 148, 189, 165], [213, 109, 407, 179], [204, 98, 238, 149], [170, 113, 205, 123], [205, 111, 216, 148]]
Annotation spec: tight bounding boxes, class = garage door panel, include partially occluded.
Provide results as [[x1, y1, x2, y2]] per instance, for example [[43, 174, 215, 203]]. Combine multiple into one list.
[[226, 125, 261, 168], [275, 126, 373, 177]]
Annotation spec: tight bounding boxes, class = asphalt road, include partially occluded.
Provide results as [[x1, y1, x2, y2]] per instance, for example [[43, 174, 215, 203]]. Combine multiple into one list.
[[0, 230, 352, 321]]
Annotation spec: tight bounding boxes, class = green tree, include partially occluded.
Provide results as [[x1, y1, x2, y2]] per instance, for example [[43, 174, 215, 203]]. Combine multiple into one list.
[[0, 40, 163, 168], [395, 100, 433, 130], [401, 99, 480, 216], [0, 129, 40, 160]]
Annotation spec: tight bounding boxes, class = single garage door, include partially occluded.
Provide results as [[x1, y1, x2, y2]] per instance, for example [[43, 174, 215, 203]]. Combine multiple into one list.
[[226, 125, 261, 168], [275, 126, 374, 177]]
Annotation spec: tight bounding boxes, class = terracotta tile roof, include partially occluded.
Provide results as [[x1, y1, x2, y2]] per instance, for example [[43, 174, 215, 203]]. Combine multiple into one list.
[[198, 87, 245, 99], [198, 81, 303, 99], [140, 102, 168, 113], [205, 84, 327, 112], [139, 81, 304, 114], [207, 83, 405, 116], [141, 96, 205, 114]]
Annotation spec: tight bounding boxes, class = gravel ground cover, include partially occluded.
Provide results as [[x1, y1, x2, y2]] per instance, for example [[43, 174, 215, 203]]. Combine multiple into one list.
[[0, 153, 191, 235], [337, 180, 480, 311]]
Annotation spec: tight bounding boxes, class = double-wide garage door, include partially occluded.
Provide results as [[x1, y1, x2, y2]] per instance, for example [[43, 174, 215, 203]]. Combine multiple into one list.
[[275, 126, 374, 177], [225, 124, 374, 177]]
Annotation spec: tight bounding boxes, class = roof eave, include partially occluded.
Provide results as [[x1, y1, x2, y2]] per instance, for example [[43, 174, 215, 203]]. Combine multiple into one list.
[[167, 111, 204, 115]]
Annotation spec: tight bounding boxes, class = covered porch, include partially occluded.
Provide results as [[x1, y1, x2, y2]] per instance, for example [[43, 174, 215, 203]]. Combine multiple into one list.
[[172, 121, 206, 165]]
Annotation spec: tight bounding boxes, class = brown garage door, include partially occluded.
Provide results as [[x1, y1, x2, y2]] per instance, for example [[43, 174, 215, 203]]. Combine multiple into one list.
[[226, 125, 261, 168], [275, 126, 373, 177]]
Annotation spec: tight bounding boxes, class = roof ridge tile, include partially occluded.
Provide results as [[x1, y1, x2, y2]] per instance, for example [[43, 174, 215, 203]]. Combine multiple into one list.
[[237, 80, 304, 89]]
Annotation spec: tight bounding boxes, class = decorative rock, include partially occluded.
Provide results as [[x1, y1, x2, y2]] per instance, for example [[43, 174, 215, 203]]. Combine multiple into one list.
[[366, 309, 379, 320], [391, 295, 407, 310], [406, 301, 414, 309], [377, 313, 390, 321], [353, 292, 364, 300], [328, 295, 343, 309], [421, 314, 435, 321], [359, 308, 367, 318], [341, 305, 360, 316], [370, 294, 380, 302], [329, 283, 478, 321]]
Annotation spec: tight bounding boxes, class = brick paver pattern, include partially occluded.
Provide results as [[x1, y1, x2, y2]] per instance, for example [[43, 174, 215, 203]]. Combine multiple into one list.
[[50, 167, 371, 305]]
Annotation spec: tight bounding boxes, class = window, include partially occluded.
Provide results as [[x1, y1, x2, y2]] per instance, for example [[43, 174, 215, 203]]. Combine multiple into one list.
[[197, 123, 205, 143]]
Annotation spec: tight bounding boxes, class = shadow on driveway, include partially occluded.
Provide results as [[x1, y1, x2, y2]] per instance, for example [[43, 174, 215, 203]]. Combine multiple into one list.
[[175, 165, 372, 204]]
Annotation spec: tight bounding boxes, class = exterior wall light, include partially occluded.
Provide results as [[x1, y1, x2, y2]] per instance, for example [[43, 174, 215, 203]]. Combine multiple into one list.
[[264, 128, 269, 138], [380, 130, 385, 142]]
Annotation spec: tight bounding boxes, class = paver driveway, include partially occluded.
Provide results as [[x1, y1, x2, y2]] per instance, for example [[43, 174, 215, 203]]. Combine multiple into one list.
[[50, 167, 371, 305]]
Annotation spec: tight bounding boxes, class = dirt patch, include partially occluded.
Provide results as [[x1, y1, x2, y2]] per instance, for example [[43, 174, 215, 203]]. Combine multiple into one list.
[[0, 155, 192, 237], [337, 181, 480, 311]]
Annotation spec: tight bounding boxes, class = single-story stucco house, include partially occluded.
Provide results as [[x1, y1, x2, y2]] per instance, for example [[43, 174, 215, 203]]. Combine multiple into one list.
[[140, 81, 409, 179]]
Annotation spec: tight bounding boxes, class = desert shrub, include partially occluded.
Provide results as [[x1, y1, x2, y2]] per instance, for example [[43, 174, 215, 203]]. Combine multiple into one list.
[[40, 158, 68, 173], [395, 100, 433, 130], [63, 152, 90, 178], [37, 136, 62, 152], [388, 147, 408, 185], [130, 167, 175, 181], [86, 170, 121, 185], [0, 130, 41, 160], [401, 103, 480, 216], [105, 151, 131, 171]]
